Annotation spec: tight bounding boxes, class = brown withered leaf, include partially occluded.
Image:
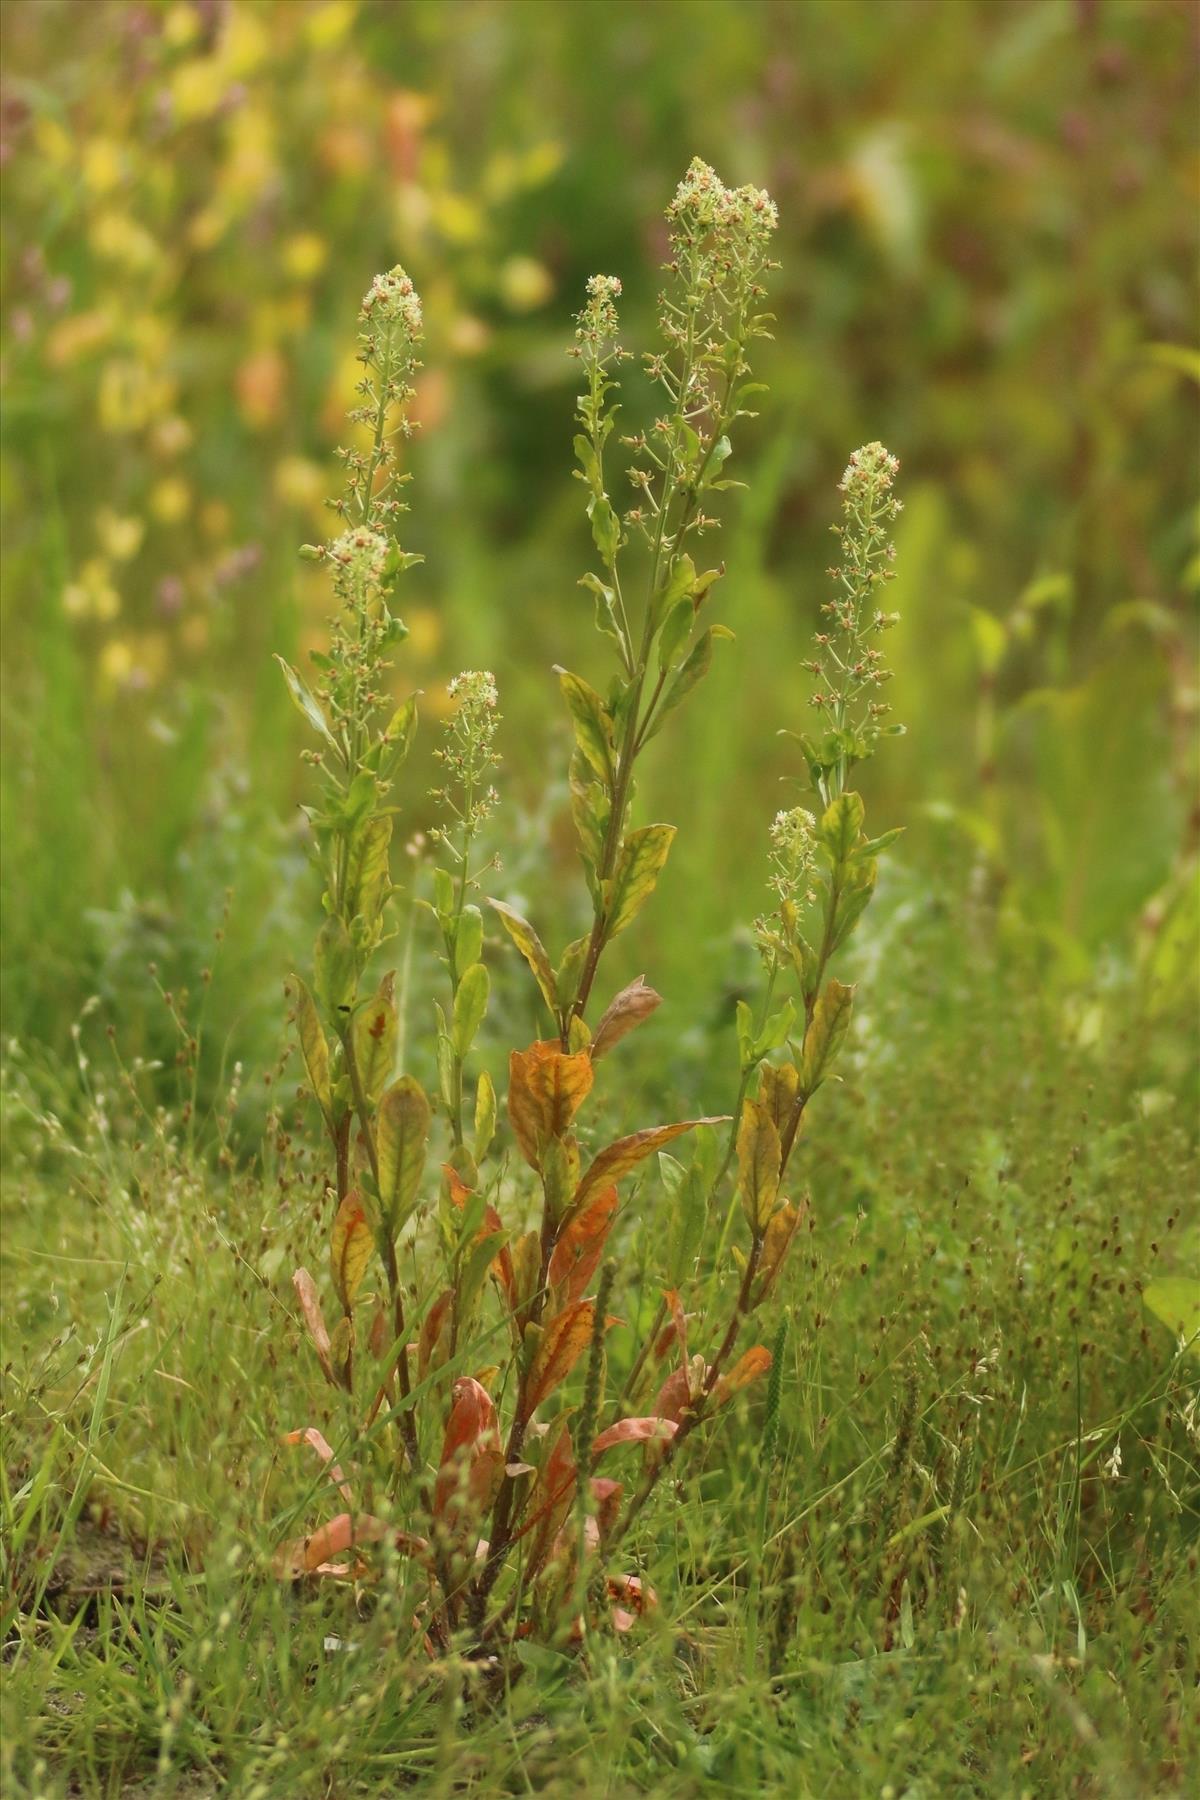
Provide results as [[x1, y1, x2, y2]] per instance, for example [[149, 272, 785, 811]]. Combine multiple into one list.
[[418, 1287, 455, 1381], [712, 1345, 773, 1408], [568, 1116, 726, 1220], [523, 1299, 596, 1417], [282, 1426, 352, 1502], [330, 1192, 373, 1314], [547, 1184, 619, 1308], [292, 1268, 337, 1388], [508, 1040, 594, 1170], [590, 976, 663, 1061]]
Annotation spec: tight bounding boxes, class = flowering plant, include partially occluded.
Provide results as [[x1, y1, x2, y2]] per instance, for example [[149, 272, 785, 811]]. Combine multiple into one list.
[[275, 160, 902, 1665]]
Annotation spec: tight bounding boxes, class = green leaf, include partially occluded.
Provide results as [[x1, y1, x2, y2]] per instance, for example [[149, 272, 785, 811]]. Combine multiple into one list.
[[454, 905, 483, 972], [291, 975, 333, 1124], [607, 824, 676, 937], [650, 554, 696, 635], [474, 1070, 497, 1161], [345, 814, 392, 932], [351, 972, 397, 1107], [376, 1077, 430, 1237], [555, 936, 590, 1013], [276, 655, 337, 748], [820, 792, 865, 866], [452, 962, 490, 1059], [587, 494, 621, 567], [314, 916, 356, 1015], [643, 626, 731, 743], [574, 433, 601, 489], [1143, 1278, 1200, 1353], [557, 669, 613, 783], [657, 596, 694, 674], [755, 998, 796, 1060], [799, 978, 855, 1097], [662, 1155, 706, 1287], [579, 573, 629, 663], [374, 695, 418, 779], [488, 899, 558, 1017]]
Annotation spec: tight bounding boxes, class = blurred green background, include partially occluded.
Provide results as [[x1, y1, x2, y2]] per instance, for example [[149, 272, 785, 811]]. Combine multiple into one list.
[[2, 0, 1196, 1127]]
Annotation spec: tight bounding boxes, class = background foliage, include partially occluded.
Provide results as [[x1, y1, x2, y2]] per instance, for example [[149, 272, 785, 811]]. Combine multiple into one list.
[[2, 0, 1196, 1118]]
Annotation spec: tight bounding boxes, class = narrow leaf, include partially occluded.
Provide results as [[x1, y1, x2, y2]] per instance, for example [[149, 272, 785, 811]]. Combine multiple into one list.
[[488, 899, 558, 1016]]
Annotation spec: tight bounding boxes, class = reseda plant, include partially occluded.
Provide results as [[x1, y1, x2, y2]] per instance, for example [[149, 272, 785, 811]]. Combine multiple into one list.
[[275, 161, 903, 1665]]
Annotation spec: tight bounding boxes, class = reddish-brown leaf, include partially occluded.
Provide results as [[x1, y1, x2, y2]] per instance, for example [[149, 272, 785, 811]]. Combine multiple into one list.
[[547, 1184, 618, 1308], [330, 1192, 372, 1314], [592, 1416, 678, 1454], [755, 1199, 806, 1303], [282, 1426, 352, 1502], [523, 1300, 596, 1417], [418, 1288, 455, 1381], [568, 1116, 727, 1220], [508, 1040, 594, 1169], [443, 1165, 515, 1300], [435, 1377, 503, 1524]]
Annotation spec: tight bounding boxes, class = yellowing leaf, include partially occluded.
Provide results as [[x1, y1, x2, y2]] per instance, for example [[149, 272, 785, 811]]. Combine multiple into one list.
[[376, 1076, 430, 1235], [488, 899, 558, 1015], [292, 976, 332, 1123], [712, 1345, 773, 1408], [507, 1040, 594, 1169], [799, 978, 855, 1097], [736, 1098, 781, 1234], [758, 1060, 799, 1135], [351, 972, 396, 1107], [557, 669, 613, 782], [1144, 1277, 1200, 1353], [607, 825, 676, 937], [330, 1192, 372, 1313], [452, 961, 489, 1058]]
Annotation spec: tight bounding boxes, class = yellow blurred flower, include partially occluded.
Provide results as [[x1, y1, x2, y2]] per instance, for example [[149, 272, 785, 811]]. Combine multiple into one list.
[[33, 116, 72, 168], [46, 310, 113, 368], [63, 558, 121, 623], [163, 2, 202, 48], [221, 6, 269, 78], [180, 615, 210, 655], [99, 639, 135, 687], [201, 500, 232, 540], [152, 416, 194, 459], [187, 205, 228, 253], [95, 510, 145, 562], [89, 211, 161, 273], [274, 456, 326, 509], [82, 138, 124, 196], [448, 314, 490, 357], [306, 0, 359, 49], [150, 477, 192, 524], [98, 359, 176, 434], [282, 233, 328, 282], [499, 255, 553, 312], [437, 192, 484, 245], [170, 58, 227, 124]]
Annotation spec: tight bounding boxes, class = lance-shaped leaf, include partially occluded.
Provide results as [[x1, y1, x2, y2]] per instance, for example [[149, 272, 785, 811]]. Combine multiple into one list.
[[736, 1098, 781, 1235], [591, 976, 662, 1060], [330, 1192, 373, 1314], [606, 825, 676, 938], [291, 976, 332, 1125], [799, 978, 855, 1098], [568, 1116, 726, 1222], [281, 1426, 353, 1502], [488, 899, 558, 1015], [548, 1184, 619, 1309], [642, 624, 733, 744], [523, 1300, 597, 1418], [557, 669, 614, 783], [276, 655, 337, 748], [452, 962, 489, 1059], [507, 1040, 594, 1170], [663, 1156, 706, 1288], [444, 1163, 514, 1302], [819, 790, 865, 866], [351, 972, 397, 1108], [474, 1069, 497, 1160], [376, 1076, 431, 1235], [758, 1060, 800, 1136], [374, 694, 418, 780], [276, 1510, 430, 1580], [345, 814, 393, 933], [292, 1268, 337, 1388], [434, 1376, 503, 1524], [755, 1199, 807, 1305], [521, 1418, 577, 1577], [418, 1287, 454, 1381], [314, 915, 356, 1016], [592, 1416, 678, 1454], [712, 1345, 773, 1408]]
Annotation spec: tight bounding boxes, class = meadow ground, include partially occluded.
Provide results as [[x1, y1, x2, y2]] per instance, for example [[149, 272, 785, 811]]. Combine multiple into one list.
[[3, 892, 1196, 1799]]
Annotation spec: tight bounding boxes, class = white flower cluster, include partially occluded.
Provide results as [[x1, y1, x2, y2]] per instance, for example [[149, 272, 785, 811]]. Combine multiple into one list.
[[447, 669, 499, 711], [360, 265, 423, 337], [838, 442, 903, 521], [768, 806, 818, 905], [667, 156, 779, 246], [576, 273, 623, 349], [329, 526, 389, 586]]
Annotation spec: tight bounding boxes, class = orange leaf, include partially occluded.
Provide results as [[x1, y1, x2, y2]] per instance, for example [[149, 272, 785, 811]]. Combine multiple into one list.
[[292, 1268, 337, 1388], [547, 1184, 618, 1308], [435, 1377, 503, 1524], [508, 1040, 594, 1169], [712, 1345, 773, 1408], [590, 976, 662, 1060], [592, 1416, 678, 1454], [755, 1199, 806, 1303], [282, 1426, 352, 1502], [418, 1288, 455, 1381], [568, 1116, 727, 1220], [276, 1511, 430, 1578], [444, 1166, 514, 1301], [521, 1419, 577, 1576], [330, 1192, 373, 1314], [524, 1300, 596, 1417]]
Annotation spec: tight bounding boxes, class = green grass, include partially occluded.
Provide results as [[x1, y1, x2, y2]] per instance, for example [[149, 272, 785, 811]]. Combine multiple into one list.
[[2, 894, 1197, 1799]]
